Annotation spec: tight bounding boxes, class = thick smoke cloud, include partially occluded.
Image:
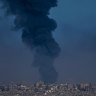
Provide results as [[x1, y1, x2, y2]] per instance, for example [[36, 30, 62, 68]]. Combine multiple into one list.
[[0, 0, 60, 83]]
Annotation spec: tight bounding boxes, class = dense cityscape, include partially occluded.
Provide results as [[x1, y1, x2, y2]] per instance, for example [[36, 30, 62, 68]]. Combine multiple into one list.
[[0, 81, 96, 96]]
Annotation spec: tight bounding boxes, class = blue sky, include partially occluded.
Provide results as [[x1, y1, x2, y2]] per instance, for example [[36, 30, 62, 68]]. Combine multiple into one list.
[[0, 0, 96, 83]]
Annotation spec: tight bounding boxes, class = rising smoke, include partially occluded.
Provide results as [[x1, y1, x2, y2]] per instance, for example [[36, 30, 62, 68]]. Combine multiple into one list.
[[0, 0, 60, 83]]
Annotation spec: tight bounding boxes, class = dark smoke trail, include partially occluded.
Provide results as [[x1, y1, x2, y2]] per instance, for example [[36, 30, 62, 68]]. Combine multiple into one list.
[[0, 0, 61, 83]]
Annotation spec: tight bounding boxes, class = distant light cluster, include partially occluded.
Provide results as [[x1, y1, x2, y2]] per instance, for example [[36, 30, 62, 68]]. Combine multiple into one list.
[[0, 81, 96, 96]]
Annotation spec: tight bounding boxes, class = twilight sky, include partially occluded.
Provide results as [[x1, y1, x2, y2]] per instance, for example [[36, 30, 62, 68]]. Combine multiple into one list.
[[0, 0, 96, 83]]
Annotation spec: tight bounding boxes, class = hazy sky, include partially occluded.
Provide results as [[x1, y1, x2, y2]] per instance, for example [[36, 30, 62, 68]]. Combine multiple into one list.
[[0, 0, 96, 83]]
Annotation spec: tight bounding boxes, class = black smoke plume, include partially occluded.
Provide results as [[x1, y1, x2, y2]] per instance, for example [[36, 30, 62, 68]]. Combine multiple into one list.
[[0, 0, 60, 83]]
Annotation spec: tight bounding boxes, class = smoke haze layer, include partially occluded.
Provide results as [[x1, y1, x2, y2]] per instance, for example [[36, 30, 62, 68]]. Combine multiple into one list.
[[0, 0, 60, 83]]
